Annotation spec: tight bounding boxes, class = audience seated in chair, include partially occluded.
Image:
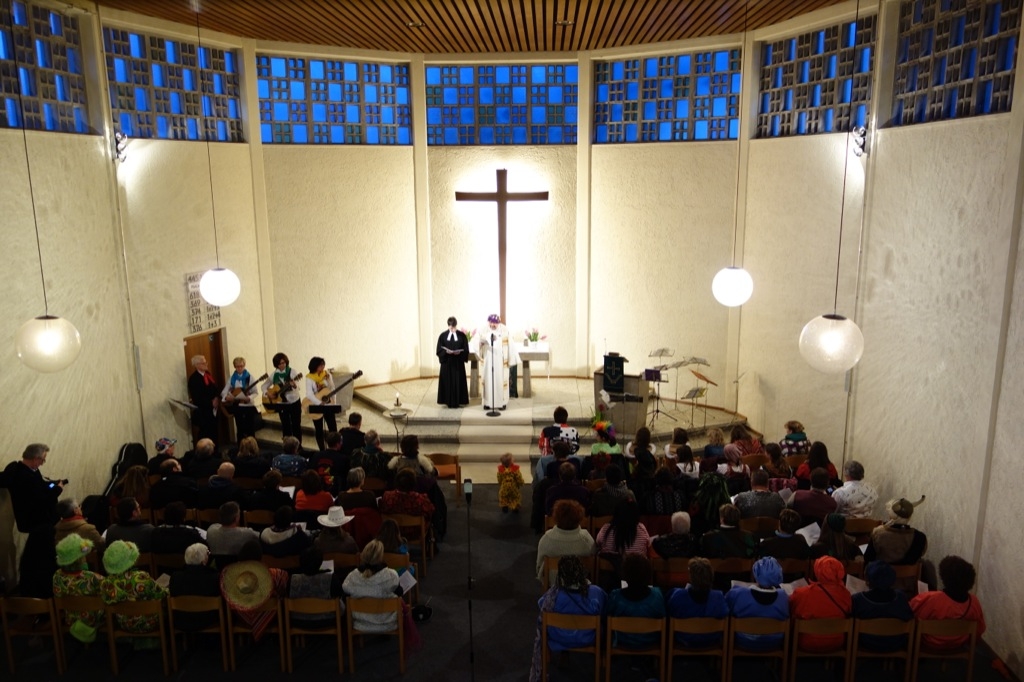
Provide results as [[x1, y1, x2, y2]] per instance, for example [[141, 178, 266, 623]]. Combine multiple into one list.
[[183, 438, 223, 480], [641, 467, 687, 515], [529, 555, 606, 682], [109, 464, 152, 510], [151, 501, 204, 555], [169, 543, 222, 631], [198, 462, 243, 510], [232, 436, 271, 480], [341, 540, 402, 633], [536, 500, 595, 583], [595, 499, 650, 559], [789, 556, 852, 652], [790, 468, 839, 527], [545, 461, 591, 515], [53, 533, 104, 642], [380, 469, 435, 521], [865, 497, 929, 566], [150, 458, 199, 510], [55, 498, 105, 551], [757, 509, 811, 579], [667, 557, 729, 648], [588, 464, 635, 518], [100, 539, 168, 633], [220, 540, 290, 642], [794, 441, 840, 490], [779, 420, 812, 458], [376, 518, 415, 576], [243, 470, 293, 512], [831, 460, 879, 518], [851, 561, 915, 652], [288, 547, 345, 624], [335, 467, 379, 510], [260, 505, 313, 557], [388, 434, 437, 477], [763, 441, 794, 479], [700, 503, 755, 559], [910, 554, 986, 651], [650, 511, 697, 559], [314, 506, 359, 555], [726, 557, 790, 652], [721, 444, 752, 495], [349, 430, 391, 481], [207, 501, 259, 560], [734, 470, 785, 519], [295, 470, 335, 513], [606, 553, 666, 648], [812, 513, 863, 562], [106, 496, 155, 552]]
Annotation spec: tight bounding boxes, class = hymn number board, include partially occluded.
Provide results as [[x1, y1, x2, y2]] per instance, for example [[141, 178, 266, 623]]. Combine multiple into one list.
[[185, 272, 222, 334]]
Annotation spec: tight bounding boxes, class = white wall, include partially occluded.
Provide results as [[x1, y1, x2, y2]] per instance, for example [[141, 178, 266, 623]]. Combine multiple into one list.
[[427, 146, 578, 372], [117, 138, 266, 449], [738, 134, 863, 449], [590, 142, 735, 403], [852, 115, 1019, 565], [262, 146, 420, 383], [0, 130, 141, 582]]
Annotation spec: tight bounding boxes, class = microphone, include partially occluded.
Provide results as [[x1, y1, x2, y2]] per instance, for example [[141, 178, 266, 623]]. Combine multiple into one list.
[[491, 333, 496, 343], [464, 478, 473, 506]]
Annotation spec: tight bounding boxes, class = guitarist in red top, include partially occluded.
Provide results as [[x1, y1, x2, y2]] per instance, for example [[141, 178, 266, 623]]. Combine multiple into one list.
[[188, 355, 222, 446]]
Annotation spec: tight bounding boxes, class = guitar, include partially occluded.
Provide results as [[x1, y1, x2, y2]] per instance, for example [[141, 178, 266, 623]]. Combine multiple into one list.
[[223, 373, 268, 414], [263, 373, 303, 405], [302, 370, 363, 420]]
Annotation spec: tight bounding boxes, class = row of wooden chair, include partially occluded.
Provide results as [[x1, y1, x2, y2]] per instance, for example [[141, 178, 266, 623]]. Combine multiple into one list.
[[541, 613, 977, 682], [1, 592, 407, 676], [541, 554, 922, 592]]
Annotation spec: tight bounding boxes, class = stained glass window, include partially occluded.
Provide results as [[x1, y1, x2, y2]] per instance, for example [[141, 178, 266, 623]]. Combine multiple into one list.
[[425, 63, 578, 145], [593, 50, 741, 143], [0, 0, 89, 133], [757, 16, 877, 137], [256, 55, 410, 144], [893, 0, 1020, 125], [103, 26, 241, 141]]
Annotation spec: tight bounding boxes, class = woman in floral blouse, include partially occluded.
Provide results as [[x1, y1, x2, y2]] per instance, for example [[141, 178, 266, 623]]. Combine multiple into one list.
[[100, 540, 167, 633], [53, 533, 104, 640]]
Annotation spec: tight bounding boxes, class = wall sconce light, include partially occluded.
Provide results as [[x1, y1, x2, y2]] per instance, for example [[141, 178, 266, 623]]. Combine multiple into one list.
[[851, 125, 867, 157], [112, 130, 128, 162]]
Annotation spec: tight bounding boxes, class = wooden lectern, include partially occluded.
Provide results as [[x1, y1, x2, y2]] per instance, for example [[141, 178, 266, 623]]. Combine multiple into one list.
[[593, 369, 649, 435]]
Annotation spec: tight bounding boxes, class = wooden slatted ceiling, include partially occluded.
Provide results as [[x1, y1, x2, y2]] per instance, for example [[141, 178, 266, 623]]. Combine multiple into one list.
[[92, 0, 851, 54]]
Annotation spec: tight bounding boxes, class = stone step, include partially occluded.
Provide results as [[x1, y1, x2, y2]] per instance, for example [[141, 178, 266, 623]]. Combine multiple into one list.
[[457, 424, 535, 444]]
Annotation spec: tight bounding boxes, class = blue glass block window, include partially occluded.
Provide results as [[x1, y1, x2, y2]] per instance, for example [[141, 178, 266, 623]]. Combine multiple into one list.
[[0, 0, 89, 133], [757, 15, 877, 137], [424, 63, 578, 145], [257, 54, 410, 144], [594, 49, 741, 143], [103, 26, 242, 141], [893, 0, 1020, 125]]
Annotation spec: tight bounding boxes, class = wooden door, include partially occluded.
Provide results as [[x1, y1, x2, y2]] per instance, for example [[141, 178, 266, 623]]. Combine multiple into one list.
[[183, 329, 230, 447]]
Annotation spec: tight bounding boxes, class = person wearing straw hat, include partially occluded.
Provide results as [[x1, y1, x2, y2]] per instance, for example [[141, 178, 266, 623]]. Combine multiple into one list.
[[100, 540, 167, 634], [53, 533, 103, 643], [220, 540, 289, 641], [314, 506, 358, 554]]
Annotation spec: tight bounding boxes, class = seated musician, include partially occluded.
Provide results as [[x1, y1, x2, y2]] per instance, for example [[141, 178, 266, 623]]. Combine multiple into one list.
[[221, 356, 261, 442], [305, 356, 337, 451], [263, 352, 303, 446]]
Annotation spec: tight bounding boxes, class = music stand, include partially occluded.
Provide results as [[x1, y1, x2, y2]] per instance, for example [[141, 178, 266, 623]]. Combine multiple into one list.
[[648, 347, 675, 359], [689, 369, 718, 428], [681, 387, 706, 427], [644, 368, 676, 427], [383, 406, 411, 448]]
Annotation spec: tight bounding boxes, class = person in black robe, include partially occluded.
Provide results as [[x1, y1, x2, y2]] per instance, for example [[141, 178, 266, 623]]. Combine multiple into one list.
[[436, 316, 470, 408], [187, 354, 222, 445]]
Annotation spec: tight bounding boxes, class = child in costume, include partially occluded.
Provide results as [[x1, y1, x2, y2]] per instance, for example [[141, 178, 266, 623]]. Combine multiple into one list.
[[497, 452, 524, 513]]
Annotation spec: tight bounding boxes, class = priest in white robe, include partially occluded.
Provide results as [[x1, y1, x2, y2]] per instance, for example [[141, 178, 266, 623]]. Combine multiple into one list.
[[479, 313, 519, 410]]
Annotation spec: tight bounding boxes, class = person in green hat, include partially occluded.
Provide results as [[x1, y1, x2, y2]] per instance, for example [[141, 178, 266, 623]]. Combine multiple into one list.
[[53, 533, 103, 643], [99, 540, 167, 634]]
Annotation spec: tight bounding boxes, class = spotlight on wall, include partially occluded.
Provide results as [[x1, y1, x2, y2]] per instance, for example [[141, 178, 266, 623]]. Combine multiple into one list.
[[9, 9, 81, 372], [113, 131, 128, 162], [712, 0, 753, 308], [851, 125, 867, 157]]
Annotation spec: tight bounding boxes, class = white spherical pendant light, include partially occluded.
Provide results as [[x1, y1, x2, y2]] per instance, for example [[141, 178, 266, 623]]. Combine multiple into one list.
[[798, 313, 864, 374], [199, 267, 241, 307], [16, 315, 82, 373], [712, 266, 754, 307]]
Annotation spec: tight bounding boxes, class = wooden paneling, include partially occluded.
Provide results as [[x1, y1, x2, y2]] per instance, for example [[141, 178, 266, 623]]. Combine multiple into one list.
[[93, 0, 850, 53]]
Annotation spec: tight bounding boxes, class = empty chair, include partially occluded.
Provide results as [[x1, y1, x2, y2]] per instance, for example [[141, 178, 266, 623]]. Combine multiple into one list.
[[53, 595, 107, 672], [1, 596, 63, 674], [427, 452, 462, 505], [167, 594, 228, 672], [283, 597, 345, 673]]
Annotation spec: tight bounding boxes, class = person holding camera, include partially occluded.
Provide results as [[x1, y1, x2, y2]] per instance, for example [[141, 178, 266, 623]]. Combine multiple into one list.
[[3, 443, 66, 533]]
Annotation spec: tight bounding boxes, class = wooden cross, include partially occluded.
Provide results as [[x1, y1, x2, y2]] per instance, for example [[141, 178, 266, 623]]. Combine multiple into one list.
[[455, 168, 549, 323]]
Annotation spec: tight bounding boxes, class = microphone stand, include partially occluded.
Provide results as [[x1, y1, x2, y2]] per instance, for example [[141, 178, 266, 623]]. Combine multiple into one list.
[[465, 479, 475, 682], [486, 334, 500, 417]]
